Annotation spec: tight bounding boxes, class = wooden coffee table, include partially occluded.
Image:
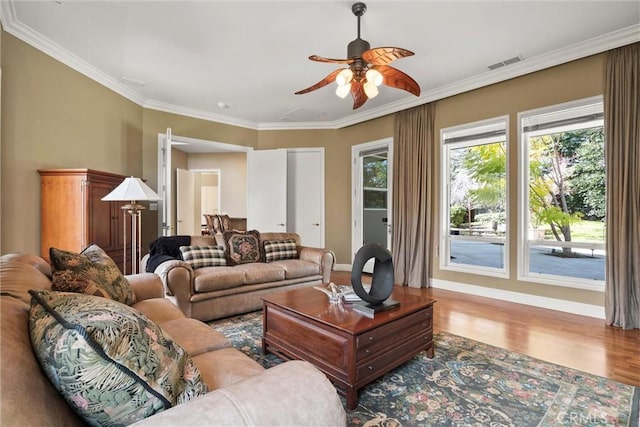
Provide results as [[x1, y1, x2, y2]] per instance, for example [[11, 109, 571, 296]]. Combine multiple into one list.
[[262, 285, 436, 409]]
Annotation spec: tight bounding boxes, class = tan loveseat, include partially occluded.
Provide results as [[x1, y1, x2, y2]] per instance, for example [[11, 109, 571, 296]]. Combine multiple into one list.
[[142, 232, 335, 322], [0, 253, 346, 426]]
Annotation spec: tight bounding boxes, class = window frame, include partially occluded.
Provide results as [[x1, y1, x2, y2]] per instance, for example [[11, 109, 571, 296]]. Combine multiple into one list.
[[517, 96, 605, 291], [440, 115, 510, 278]]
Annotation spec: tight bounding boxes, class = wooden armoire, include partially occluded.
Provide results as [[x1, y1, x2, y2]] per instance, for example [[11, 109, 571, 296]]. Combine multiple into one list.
[[39, 169, 132, 274]]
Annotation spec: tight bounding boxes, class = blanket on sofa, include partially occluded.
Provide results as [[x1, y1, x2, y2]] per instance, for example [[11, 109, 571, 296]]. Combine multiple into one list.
[[146, 236, 191, 273]]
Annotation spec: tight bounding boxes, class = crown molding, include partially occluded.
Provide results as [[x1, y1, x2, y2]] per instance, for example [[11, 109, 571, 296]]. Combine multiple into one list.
[[143, 100, 260, 131], [0, 2, 146, 106], [2, 0, 638, 132]]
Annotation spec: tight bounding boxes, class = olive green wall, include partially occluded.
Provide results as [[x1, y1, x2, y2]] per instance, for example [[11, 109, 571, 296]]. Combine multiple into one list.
[[0, 28, 608, 308], [433, 54, 606, 307], [1, 32, 143, 255]]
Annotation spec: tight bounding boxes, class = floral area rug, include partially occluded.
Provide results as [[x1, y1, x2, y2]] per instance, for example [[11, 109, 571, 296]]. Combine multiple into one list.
[[210, 312, 639, 427]]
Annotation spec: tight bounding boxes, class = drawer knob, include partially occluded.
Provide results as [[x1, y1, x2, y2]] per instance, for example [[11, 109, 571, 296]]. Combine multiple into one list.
[[365, 349, 370, 354], [422, 322, 428, 327], [368, 365, 373, 370], [368, 336, 374, 341]]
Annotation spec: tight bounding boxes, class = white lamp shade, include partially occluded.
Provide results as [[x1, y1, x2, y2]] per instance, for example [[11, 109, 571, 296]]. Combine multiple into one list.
[[336, 84, 351, 99], [363, 80, 379, 98], [336, 69, 353, 86], [101, 177, 162, 202]]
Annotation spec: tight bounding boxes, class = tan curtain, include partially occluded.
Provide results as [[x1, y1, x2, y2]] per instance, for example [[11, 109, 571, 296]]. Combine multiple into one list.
[[604, 42, 640, 329], [392, 103, 436, 287]]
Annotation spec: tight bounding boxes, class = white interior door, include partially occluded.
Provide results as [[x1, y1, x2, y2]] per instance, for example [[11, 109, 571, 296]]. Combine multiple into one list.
[[158, 130, 173, 236], [352, 139, 393, 273], [247, 149, 287, 232], [176, 168, 197, 235], [287, 149, 324, 247]]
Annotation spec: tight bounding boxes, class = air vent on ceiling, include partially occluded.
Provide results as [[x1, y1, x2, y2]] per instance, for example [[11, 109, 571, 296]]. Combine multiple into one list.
[[488, 55, 524, 71], [281, 108, 325, 122]]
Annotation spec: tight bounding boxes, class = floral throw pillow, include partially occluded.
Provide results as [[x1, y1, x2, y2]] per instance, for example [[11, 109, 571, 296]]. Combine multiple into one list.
[[29, 290, 208, 426], [223, 230, 262, 265], [49, 244, 136, 305]]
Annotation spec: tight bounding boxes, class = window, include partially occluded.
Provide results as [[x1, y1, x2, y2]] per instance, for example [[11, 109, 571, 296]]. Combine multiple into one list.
[[363, 152, 388, 209], [441, 117, 509, 277], [518, 96, 605, 290]]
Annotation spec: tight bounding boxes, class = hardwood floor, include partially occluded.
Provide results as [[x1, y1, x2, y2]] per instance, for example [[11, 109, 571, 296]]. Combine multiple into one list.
[[330, 271, 640, 387]]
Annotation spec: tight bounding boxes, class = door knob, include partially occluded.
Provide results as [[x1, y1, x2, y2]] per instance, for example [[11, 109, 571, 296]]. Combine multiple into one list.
[[277, 223, 285, 227], [312, 223, 320, 226]]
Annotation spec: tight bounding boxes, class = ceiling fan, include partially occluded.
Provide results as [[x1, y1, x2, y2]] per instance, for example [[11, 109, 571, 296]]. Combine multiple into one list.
[[295, 2, 420, 110]]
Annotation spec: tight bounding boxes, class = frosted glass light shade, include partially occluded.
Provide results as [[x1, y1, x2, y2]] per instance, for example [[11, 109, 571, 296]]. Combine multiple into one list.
[[366, 69, 383, 86], [363, 80, 379, 98], [336, 84, 351, 99], [336, 69, 353, 86], [102, 177, 162, 202]]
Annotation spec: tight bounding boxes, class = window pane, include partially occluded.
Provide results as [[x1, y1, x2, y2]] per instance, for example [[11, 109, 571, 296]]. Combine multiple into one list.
[[526, 125, 605, 282], [363, 155, 387, 189], [441, 116, 508, 275], [364, 189, 387, 209]]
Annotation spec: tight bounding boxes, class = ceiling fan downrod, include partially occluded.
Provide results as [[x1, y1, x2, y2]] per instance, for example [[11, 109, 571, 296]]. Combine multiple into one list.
[[348, 2, 370, 60]]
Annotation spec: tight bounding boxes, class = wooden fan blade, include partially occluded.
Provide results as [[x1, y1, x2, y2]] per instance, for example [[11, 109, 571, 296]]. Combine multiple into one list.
[[373, 65, 421, 96], [295, 68, 344, 95], [309, 55, 355, 64], [350, 81, 368, 109], [362, 47, 415, 65]]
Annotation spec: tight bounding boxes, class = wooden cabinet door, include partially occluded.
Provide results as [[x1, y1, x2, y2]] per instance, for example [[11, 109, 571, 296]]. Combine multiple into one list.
[[87, 179, 117, 252]]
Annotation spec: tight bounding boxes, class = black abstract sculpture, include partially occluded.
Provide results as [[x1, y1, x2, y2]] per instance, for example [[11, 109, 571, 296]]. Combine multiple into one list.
[[351, 243, 399, 316]]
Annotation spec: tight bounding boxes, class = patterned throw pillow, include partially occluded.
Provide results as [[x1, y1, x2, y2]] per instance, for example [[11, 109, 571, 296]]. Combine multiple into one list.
[[29, 290, 208, 426], [223, 229, 262, 265], [179, 245, 227, 269], [263, 239, 298, 262], [49, 244, 136, 305]]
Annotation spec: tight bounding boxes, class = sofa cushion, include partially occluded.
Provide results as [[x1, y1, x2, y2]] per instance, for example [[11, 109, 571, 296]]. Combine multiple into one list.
[[194, 267, 247, 293], [263, 239, 298, 262], [29, 290, 208, 426], [270, 259, 322, 280], [49, 245, 136, 305], [160, 318, 232, 357], [191, 347, 264, 390], [0, 254, 53, 304], [235, 263, 286, 285], [179, 245, 227, 269], [223, 230, 262, 265]]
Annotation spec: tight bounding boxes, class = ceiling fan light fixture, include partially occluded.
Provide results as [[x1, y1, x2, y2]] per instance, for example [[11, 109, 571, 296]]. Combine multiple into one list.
[[336, 69, 353, 86], [363, 80, 379, 98], [366, 68, 383, 86], [336, 84, 352, 98], [295, 2, 420, 109]]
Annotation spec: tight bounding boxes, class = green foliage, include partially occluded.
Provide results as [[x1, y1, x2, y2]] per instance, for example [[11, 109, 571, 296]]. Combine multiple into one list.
[[450, 205, 467, 228], [528, 126, 605, 245]]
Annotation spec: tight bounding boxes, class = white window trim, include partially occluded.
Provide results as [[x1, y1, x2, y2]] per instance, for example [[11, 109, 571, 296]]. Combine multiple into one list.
[[440, 115, 510, 278], [517, 95, 605, 292]]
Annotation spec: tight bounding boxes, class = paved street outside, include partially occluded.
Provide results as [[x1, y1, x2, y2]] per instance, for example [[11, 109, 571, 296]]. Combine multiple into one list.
[[450, 240, 605, 281]]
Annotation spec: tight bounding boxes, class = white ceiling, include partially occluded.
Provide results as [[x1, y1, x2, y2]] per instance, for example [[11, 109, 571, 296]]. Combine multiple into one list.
[[2, 1, 639, 130]]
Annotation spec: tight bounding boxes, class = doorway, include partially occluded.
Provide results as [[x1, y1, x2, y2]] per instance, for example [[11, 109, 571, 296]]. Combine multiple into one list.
[[176, 169, 221, 235], [352, 138, 393, 272], [158, 131, 252, 236]]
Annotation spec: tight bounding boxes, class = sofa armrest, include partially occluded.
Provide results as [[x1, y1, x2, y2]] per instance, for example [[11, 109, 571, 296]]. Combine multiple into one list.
[[151, 259, 195, 318], [125, 273, 164, 301], [299, 247, 335, 283], [131, 361, 346, 427]]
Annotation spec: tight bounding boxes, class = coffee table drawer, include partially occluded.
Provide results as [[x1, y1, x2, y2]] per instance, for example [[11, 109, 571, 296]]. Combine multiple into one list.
[[356, 332, 432, 382], [356, 307, 432, 357], [265, 307, 349, 368]]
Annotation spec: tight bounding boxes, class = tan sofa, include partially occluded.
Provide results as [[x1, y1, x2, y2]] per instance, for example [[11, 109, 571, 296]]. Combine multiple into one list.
[[0, 253, 346, 426], [142, 232, 335, 322]]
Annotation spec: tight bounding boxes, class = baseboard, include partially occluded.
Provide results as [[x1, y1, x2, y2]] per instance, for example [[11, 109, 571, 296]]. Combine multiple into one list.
[[431, 279, 605, 319], [334, 263, 352, 272]]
